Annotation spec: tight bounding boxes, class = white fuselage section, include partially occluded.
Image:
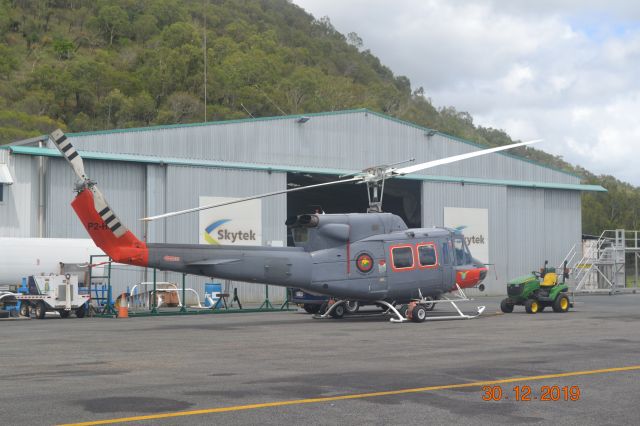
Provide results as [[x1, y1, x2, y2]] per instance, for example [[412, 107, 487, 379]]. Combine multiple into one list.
[[0, 238, 104, 285]]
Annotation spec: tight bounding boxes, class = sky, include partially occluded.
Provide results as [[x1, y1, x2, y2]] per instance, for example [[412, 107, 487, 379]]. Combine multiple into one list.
[[294, 0, 640, 185]]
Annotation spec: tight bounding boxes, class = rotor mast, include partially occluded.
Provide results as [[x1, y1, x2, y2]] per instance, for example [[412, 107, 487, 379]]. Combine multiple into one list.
[[361, 158, 413, 213]]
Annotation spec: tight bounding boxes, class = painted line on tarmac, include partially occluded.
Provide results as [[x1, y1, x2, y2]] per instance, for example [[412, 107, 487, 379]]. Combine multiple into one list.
[[59, 364, 640, 426]]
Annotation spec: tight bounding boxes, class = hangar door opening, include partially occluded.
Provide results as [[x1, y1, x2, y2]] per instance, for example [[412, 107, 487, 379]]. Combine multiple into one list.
[[286, 172, 422, 232]]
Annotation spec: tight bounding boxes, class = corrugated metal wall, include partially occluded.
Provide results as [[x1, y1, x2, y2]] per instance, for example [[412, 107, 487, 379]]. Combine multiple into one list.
[[423, 182, 582, 295], [0, 154, 38, 237], [65, 111, 579, 185]]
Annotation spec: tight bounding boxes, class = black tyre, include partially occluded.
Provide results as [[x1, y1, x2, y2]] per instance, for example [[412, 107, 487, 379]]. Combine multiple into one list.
[[330, 303, 346, 319], [345, 301, 360, 314], [303, 304, 321, 314], [411, 304, 427, 323], [75, 304, 86, 318], [423, 296, 436, 311], [553, 294, 570, 313], [538, 304, 546, 312], [34, 301, 46, 319], [19, 303, 30, 317], [500, 299, 514, 313], [59, 310, 70, 319], [524, 299, 539, 314]]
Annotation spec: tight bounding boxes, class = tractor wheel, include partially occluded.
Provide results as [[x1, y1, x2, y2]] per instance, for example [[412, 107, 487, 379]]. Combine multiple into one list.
[[553, 294, 570, 313], [19, 303, 30, 317], [330, 303, 346, 319], [525, 299, 539, 314], [345, 301, 360, 314], [411, 304, 427, 323], [75, 304, 87, 318], [500, 299, 514, 313], [59, 310, 70, 319], [303, 304, 321, 314], [34, 301, 47, 319]]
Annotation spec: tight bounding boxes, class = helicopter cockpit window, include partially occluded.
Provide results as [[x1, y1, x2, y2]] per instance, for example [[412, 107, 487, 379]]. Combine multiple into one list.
[[292, 227, 309, 244], [454, 238, 471, 265], [418, 244, 437, 267], [391, 246, 414, 269]]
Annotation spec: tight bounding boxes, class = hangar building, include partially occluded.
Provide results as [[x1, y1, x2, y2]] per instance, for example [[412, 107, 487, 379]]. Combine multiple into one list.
[[0, 109, 606, 301]]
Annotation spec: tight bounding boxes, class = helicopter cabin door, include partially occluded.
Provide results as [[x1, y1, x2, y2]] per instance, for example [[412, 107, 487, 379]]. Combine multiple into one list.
[[385, 240, 443, 299]]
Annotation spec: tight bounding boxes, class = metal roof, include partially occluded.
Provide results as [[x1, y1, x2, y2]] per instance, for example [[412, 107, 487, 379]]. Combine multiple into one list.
[[3, 145, 607, 192], [10, 108, 580, 179]]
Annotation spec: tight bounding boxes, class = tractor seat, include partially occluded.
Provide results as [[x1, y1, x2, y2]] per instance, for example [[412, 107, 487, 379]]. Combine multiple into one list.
[[540, 272, 557, 287]]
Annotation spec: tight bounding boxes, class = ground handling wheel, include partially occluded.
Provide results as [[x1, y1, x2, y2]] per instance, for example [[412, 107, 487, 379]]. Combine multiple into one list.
[[423, 296, 436, 311], [34, 301, 46, 319], [19, 302, 30, 317], [500, 298, 514, 313], [330, 303, 346, 319], [58, 309, 70, 319], [345, 300, 360, 314], [411, 304, 427, 323], [524, 299, 539, 314], [553, 294, 570, 313]]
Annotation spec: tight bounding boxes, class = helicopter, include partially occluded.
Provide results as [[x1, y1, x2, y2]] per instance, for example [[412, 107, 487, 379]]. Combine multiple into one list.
[[49, 129, 539, 322]]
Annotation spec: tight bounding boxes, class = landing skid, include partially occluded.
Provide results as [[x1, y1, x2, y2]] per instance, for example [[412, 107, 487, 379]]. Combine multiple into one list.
[[312, 285, 485, 323]]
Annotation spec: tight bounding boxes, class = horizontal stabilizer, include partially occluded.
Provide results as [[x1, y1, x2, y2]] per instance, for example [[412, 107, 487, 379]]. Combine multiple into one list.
[[188, 258, 242, 266]]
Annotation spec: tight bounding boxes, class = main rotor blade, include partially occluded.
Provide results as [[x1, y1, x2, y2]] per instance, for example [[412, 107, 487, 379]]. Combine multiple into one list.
[[392, 139, 542, 176], [141, 176, 362, 221]]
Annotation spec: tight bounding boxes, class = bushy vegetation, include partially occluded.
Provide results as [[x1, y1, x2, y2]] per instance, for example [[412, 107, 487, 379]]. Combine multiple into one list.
[[0, 0, 635, 233]]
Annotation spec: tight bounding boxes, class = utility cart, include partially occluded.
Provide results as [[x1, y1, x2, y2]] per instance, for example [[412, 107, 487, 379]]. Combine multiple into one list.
[[15, 275, 90, 319]]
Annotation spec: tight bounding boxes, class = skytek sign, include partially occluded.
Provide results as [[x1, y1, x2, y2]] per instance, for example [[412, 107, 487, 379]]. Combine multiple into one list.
[[199, 196, 262, 246]]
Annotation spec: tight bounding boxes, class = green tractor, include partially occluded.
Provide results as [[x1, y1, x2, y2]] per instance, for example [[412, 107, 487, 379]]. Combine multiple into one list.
[[501, 261, 573, 314]]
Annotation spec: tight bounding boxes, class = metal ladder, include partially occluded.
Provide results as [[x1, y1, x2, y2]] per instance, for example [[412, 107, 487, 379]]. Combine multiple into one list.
[[566, 230, 629, 293]]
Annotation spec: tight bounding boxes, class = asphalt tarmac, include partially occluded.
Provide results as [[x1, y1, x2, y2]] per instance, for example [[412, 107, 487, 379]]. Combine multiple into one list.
[[1, 294, 639, 426]]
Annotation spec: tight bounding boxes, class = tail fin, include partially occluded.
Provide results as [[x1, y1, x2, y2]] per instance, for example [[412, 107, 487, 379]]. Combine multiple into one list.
[[50, 129, 148, 267]]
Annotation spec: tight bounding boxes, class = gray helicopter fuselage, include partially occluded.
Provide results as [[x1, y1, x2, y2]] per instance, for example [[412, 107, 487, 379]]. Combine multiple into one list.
[[145, 212, 468, 303]]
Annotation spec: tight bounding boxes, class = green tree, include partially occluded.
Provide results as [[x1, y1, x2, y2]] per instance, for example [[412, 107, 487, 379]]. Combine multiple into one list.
[[0, 45, 18, 79], [53, 38, 75, 60], [97, 5, 129, 46], [132, 14, 158, 45]]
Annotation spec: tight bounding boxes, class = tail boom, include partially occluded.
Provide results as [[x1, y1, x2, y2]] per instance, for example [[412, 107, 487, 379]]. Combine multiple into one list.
[[72, 188, 148, 267]]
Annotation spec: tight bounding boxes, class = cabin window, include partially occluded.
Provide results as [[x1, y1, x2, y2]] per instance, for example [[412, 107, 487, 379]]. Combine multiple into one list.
[[391, 246, 414, 270], [441, 241, 451, 265], [454, 238, 471, 265], [418, 244, 437, 267], [0, 184, 3, 202]]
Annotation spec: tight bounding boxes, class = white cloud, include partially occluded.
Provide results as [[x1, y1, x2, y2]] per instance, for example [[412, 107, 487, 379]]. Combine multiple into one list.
[[294, 0, 640, 184]]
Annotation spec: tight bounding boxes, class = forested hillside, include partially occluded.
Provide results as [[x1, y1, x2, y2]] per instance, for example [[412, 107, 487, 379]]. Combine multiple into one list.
[[0, 0, 636, 234]]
